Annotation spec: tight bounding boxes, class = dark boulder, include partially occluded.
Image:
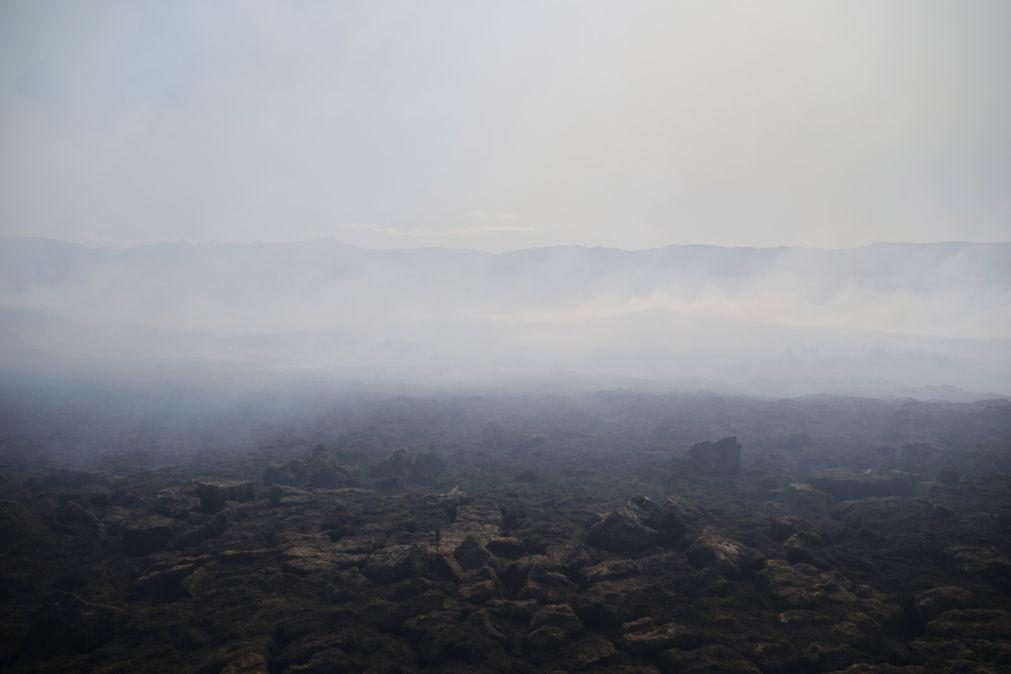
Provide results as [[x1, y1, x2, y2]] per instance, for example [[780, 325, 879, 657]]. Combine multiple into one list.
[[194, 480, 255, 513], [412, 448, 446, 482], [686, 528, 766, 579], [662, 494, 708, 526], [628, 495, 689, 536], [363, 544, 420, 584], [578, 559, 639, 585], [783, 530, 826, 564], [486, 536, 526, 560], [422, 551, 464, 583], [154, 487, 199, 518], [171, 506, 236, 549], [529, 603, 581, 635], [262, 447, 351, 489], [369, 448, 412, 479], [301, 449, 352, 488], [121, 515, 174, 556], [587, 510, 662, 554], [453, 535, 498, 571], [586, 495, 688, 554]]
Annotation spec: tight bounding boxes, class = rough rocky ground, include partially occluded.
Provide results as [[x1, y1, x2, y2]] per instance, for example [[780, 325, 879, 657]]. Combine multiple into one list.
[[1, 392, 1010, 673]]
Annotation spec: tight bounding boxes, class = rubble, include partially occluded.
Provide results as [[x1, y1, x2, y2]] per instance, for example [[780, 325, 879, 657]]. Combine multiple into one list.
[[2, 392, 1009, 671]]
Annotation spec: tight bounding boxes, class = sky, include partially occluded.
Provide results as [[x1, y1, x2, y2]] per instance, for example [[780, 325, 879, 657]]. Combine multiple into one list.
[[1, 0, 1009, 251]]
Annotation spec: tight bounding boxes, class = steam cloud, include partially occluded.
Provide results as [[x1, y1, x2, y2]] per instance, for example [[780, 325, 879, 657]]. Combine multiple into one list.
[[2, 238, 1008, 398]]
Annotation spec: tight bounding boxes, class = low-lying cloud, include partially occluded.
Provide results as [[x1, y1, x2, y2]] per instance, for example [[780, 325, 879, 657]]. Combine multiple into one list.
[[1, 238, 1008, 398]]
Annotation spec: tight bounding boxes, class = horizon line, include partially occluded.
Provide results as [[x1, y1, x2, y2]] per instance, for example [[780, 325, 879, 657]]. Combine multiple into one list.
[[3, 235, 1010, 256]]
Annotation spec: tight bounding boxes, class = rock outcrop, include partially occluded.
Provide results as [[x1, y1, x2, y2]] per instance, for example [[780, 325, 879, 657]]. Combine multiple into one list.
[[807, 469, 918, 499], [685, 436, 742, 475], [586, 495, 690, 554], [262, 448, 352, 489], [194, 480, 255, 513], [686, 528, 766, 579]]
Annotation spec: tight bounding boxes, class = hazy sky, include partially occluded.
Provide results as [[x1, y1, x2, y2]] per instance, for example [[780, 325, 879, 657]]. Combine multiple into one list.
[[1, 1, 1009, 251]]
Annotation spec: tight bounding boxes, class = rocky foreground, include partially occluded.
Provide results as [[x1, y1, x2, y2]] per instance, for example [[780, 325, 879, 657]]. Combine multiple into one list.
[[1, 393, 1010, 673]]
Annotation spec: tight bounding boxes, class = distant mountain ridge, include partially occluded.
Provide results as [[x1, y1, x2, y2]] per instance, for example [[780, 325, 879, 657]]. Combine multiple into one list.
[[2, 237, 1010, 293], [1, 237, 1009, 397]]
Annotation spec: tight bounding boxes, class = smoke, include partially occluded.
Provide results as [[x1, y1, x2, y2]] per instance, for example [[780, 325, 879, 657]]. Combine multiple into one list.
[[1, 238, 1008, 398]]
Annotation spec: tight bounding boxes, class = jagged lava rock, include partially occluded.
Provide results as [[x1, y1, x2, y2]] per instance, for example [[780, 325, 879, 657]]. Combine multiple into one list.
[[686, 528, 766, 579], [194, 479, 255, 513], [363, 544, 419, 583], [529, 603, 581, 634], [586, 495, 688, 554], [262, 447, 351, 489], [486, 536, 526, 560], [453, 535, 498, 571]]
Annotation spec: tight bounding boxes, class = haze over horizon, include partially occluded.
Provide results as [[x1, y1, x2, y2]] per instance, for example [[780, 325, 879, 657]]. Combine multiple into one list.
[[2, 237, 1009, 398], [6, 235, 1011, 255], [2, 1, 1010, 399], [5, 5, 1011, 670]]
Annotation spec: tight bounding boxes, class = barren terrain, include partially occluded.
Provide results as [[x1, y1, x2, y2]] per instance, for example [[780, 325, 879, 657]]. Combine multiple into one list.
[[1, 389, 1010, 672]]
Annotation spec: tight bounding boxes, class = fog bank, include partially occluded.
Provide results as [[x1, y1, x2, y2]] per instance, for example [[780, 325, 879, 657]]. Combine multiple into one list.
[[1, 238, 1009, 398]]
